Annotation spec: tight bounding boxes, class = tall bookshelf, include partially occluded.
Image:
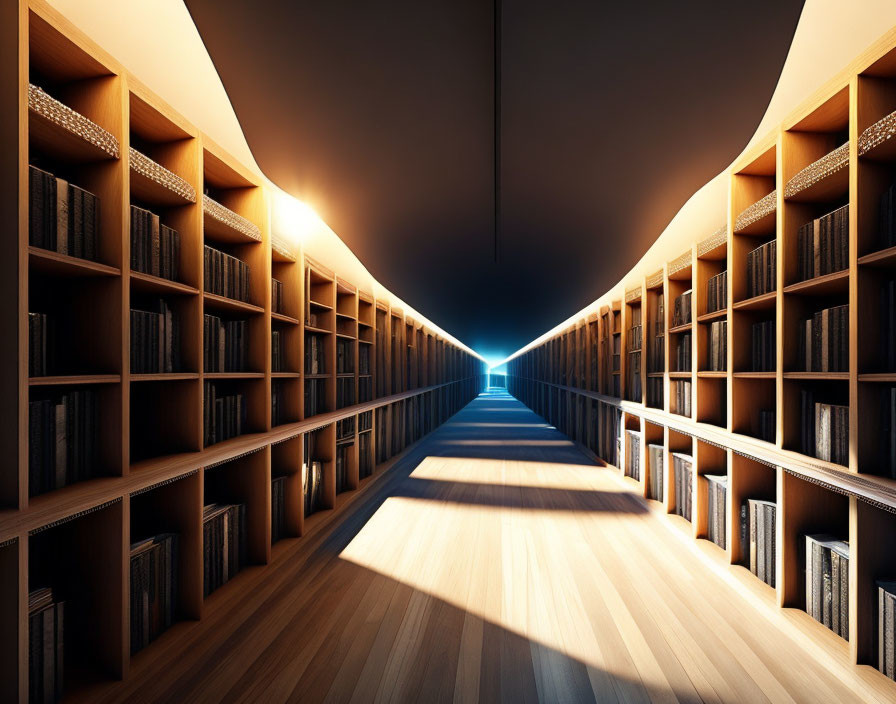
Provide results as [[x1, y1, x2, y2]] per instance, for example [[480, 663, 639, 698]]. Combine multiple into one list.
[[0, 3, 486, 701], [505, 25, 896, 689]]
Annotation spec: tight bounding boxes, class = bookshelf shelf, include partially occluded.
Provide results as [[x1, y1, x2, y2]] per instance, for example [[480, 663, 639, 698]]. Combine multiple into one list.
[[782, 372, 849, 380], [696, 309, 727, 323], [696, 371, 726, 379], [129, 373, 198, 382], [733, 291, 776, 311], [858, 245, 896, 268], [29, 247, 120, 278], [271, 312, 299, 326], [130, 271, 198, 296], [782, 269, 849, 296], [669, 371, 691, 379], [668, 322, 693, 335], [28, 105, 118, 164], [733, 371, 776, 379], [202, 292, 263, 315], [29, 374, 120, 386]]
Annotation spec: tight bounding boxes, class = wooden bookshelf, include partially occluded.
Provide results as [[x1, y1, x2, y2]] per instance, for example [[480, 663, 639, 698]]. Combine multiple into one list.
[[504, 27, 896, 689], [2, 3, 487, 700]]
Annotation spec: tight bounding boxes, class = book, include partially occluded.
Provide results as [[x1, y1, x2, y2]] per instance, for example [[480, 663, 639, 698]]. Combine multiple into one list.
[[624, 429, 642, 480], [804, 534, 848, 639], [131, 299, 181, 374], [271, 475, 287, 543], [797, 205, 849, 281], [203, 382, 247, 446], [746, 240, 776, 298], [672, 289, 692, 327], [706, 270, 727, 314], [204, 315, 248, 373], [647, 444, 664, 501], [130, 533, 178, 654], [29, 165, 100, 261], [672, 452, 693, 521], [28, 587, 64, 704], [203, 245, 249, 301], [202, 503, 247, 596], [705, 474, 728, 549], [879, 580, 896, 679]]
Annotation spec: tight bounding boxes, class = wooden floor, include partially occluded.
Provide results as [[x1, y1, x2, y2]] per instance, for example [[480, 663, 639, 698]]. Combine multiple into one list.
[[83, 390, 896, 703]]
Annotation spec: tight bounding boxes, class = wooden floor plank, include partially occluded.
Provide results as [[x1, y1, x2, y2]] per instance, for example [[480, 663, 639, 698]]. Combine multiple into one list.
[[78, 390, 896, 703]]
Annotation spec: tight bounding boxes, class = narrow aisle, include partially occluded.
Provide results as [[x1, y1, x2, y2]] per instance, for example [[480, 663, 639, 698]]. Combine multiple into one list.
[[96, 390, 891, 704]]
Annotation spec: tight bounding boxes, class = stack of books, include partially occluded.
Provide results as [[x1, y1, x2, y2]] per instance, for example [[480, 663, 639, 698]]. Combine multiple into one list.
[[203, 245, 249, 302], [203, 315, 248, 372], [28, 587, 64, 704], [29, 389, 98, 495], [28, 312, 50, 376], [797, 205, 849, 281], [746, 240, 776, 297], [675, 333, 692, 372], [799, 390, 848, 465], [130, 533, 178, 654], [708, 320, 727, 371], [672, 380, 692, 417], [336, 338, 354, 374], [202, 503, 247, 596], [796, 304, 848, 372], [672, 452, 693, 521], [672, 290, 692, 327], [705, 474, 728, 549], [271, 330, 283, 373], [706, 271, 728, 313], [271, 475, 287, 543], [742, 499, 776, 587], [130, 205, 180, 281], [751, 320, 775, 371], [29, 165, 99, 261], [624, 429, 641, 480], [305, 333, 326, 375], [648, 444, 664, 502], [759, 410, 776, 443], [131, 300, 180, 373], [878, 580, 896, 680], [203, 382, 246, 446], [804, 534, 849, 639], [271, 278, 284, 315], [303, 458, 324, 518]]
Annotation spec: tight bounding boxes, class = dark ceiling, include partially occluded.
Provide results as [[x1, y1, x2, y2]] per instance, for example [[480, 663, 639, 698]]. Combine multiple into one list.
[[185, 0, 804, 361]]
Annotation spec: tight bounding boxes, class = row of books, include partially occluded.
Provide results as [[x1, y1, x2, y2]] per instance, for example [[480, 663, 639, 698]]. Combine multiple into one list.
[[751, 320, 775, 372], [305, 333, 326, 375], [28, 312, 50, 377], [359, 410, 373, 433], [708, 320, 727, 372], [304, 378, 327, 418], [28, 587, 64, 704], [800, 392, 849, 465], [675, 333, 692, 372], [202, 503, 247, 596], [879, 580, 896, 680], [672, 452, 693, 522], [336, 376, 355, 409], [204, 245, 250, 302], [130, 205, 180, 282], [272, 278, 284, 315], [705, 474, 727, 549], [742, 498, 776, 588], [671, 380, 692, 417], [796, 304, 848, 373], [746, 240, 776, 298], [624, 429, 641, 481], [805, 534, 849, 640], [271, 475, 287, 543], [628, 306, 642, 351], [203, 382, 247, 446], [706, 271, 727, 314], [672, 289, 692, 327], [29, 389, 98, 496], [130, 533, 178, 655], [647, 443, 664, 501], [797, 204, 848, 282], [204, 315, 248, 373], [131, 300, 180, 374], [336, 441, 352, 494], [271, 330, 284, 373], [29, 164, 99, 261], [336, 337, 354, 374]]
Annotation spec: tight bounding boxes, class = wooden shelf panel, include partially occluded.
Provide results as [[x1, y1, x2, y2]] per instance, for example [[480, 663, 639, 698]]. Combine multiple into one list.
[[271, 312, 300, 326], [130, 270, 198, 296], [131, 373, 199, 382], [202, 292, 264, 315], [29, 101, 118, 164], [30, 247, 120, 278], [857, 245, 896, 268], [783, 269, 849, 296], [29, 374, 121, 386], [697, 309, 727, 323], [733, 291, 776, 311]]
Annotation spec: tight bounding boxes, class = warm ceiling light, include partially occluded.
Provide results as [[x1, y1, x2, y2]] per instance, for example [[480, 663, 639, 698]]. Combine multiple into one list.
[[271, 188, 321, 246]]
